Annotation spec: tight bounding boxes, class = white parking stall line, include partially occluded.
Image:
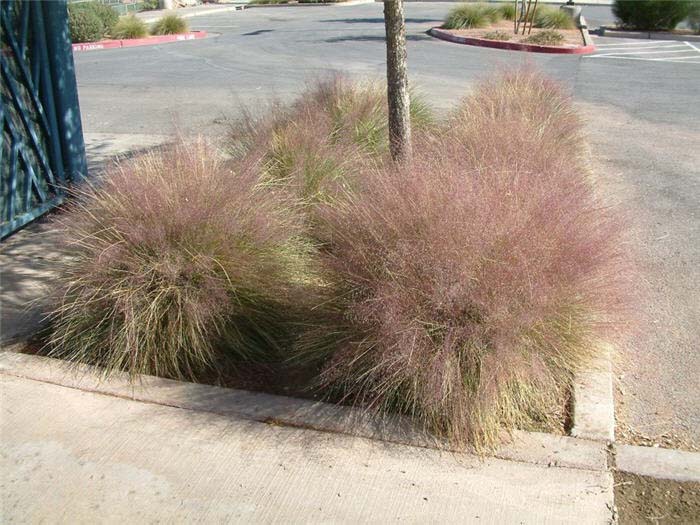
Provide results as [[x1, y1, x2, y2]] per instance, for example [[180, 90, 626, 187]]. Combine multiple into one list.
[[594, 40, 675, 48], [595, 43, 677, 49], [589, 54, 700, 63], [664, 54, 700, 60], [587, 40, 700, 63], [594, 45, 689, 53], [593, 48, 699, 57]]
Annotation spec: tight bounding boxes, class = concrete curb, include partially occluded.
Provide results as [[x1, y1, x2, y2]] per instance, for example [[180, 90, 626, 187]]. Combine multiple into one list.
[[429, 27, 596, 55], [598, 27, 700, 42], [71, 31, 208, 52], [0, 351, 608, 472], [570, 346, 615, 442], [614, 443, 700, 483], [579, 15, 594, 47]]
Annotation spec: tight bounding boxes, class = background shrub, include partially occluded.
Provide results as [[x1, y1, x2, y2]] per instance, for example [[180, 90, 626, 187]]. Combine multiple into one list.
[[613, 0, 700, 31], [298, 70, 632, 450], [68, 2, 119, 39], [524, 29, 565, 45], [112, 14, 149, 39], [87, 2, 119, 34], [67, 5, 104, 43], [689, 6, 700, 33], [443, 3, 502, 30], [151, 13, 189, 35], [533, 6, 575, 29], [48, 139, 316, 380]]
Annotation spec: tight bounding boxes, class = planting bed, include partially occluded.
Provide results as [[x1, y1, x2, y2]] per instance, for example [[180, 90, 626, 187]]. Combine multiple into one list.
[[22, 71, 628, 453], [614, 472, 700, 524], [431, 21, 593, 54]]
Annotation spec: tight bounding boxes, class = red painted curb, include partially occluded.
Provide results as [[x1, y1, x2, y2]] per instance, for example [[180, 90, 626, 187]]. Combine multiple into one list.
[[72, 31, 208, 52], [429, 28, 596, 55]]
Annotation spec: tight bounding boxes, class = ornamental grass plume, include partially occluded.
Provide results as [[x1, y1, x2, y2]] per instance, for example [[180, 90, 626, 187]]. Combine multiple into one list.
[[447, 68, 587, 174], [228, 75, 433, 208], [48, 138, 316, 380], [151, 13, 189, 35], [443, 4, 503, 30], [299, 70, 634, 450], [533, 6, 575, 29]]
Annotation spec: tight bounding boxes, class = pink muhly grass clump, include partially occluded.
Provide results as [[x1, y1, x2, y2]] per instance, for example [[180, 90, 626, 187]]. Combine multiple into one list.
[[448, 68, 587, 174], [48, 138, 315, 380], [302, 71, 633, 450]]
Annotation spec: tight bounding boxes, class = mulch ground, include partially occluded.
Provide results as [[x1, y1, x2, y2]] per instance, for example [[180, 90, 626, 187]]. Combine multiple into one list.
[[615, 472, 700, 524]]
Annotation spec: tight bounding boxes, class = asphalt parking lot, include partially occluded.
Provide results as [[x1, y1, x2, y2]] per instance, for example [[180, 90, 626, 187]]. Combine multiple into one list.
[[587, 38, 700, 64], [73, 2, 700, 447]]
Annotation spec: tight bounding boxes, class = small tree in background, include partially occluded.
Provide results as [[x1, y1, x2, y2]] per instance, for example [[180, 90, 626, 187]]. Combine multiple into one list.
[[613, 0, 700, 31], [383, 0, 412, 163]]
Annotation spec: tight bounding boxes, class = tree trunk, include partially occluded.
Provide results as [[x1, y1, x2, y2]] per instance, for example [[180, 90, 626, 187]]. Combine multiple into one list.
[[383, 0, 412, 163]]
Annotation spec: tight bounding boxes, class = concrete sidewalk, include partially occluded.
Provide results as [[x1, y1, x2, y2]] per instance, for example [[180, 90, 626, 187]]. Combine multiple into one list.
[[0, 361, 614, 524]]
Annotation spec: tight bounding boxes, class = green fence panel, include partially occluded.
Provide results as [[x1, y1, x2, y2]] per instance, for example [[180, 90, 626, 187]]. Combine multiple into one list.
[[1, 0, 87, 239]]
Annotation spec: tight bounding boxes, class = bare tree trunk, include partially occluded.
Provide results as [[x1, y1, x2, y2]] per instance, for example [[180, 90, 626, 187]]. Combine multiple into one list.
[[383, 0, 412, 163]]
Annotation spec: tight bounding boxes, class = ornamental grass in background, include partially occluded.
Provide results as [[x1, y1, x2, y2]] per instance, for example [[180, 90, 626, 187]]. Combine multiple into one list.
[[298, 70, 633, 450], [443, 3, 503, 30], [533, 6, 575, 30], [112, 14, 149, 39], [48, 139, 316, 380], [498, 3, 517, 21], [151, 13, 189, 35]]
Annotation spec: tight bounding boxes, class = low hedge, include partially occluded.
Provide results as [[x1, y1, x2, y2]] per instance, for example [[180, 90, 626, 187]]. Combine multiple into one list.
[[68, 1, 119, 40], [613, 0, 700, 31]]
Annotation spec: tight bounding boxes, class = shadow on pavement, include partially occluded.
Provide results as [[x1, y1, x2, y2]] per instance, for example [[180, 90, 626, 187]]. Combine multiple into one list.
[[319, 17, 442, 24], [323, 34, 433, 43]]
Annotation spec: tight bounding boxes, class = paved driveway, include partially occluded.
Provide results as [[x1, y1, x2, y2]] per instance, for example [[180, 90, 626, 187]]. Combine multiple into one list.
[[72, 3, 700, 447]]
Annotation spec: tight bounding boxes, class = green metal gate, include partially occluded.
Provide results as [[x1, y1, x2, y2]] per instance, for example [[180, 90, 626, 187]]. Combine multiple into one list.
[[1, 0, 87, 239]]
